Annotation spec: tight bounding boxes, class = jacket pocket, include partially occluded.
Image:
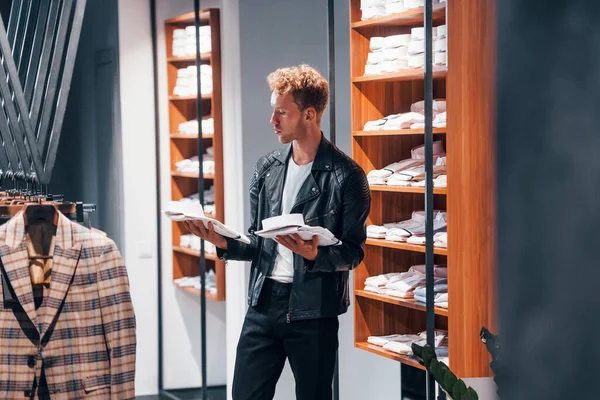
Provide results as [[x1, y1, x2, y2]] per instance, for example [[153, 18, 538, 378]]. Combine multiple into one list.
[[305, 209, 338, 224], [83, 374, 110, 394]]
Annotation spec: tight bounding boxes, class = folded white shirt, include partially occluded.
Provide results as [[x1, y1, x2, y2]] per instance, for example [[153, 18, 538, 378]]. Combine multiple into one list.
[[407, 235, 426, 245], [367, 52, 385, 65], [433, 174, 447, 188], [362, 5, 387, 20], [408, 39, 425, 55], [365, 272, 404, 288], [364, 285, 384, 294], [383, 112, 425, 129], [435, 37, 447, 52], [255, 214, 341, 247], [385, 228, 410, 241], [178, 118, 215, 135], [361, 0, 386, 8], [384, 34, 411, 49], [434, 232, 448, 247], [434, 51, 447, 66], [437, 24, 447, 39], [383, 46, 408, 61], [385, 1, 406, 14], [367, 176, 388, 185], [367, 225, 388, 239], [364, 64, 383, 76], [381, 59, 409, 73], [408, 53, 425, 69], [411, 140, 446, 159], [411, 99, 446, 114], [370, 37, 385, 52], [163, 201, 250, 243], [410, 26, 438, 41], [367, 158, 423, 180], [368, 333, 420, 347]]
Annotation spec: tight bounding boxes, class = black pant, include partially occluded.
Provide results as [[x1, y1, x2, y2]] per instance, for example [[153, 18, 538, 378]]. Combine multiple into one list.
[[232, 279, 339, 400]]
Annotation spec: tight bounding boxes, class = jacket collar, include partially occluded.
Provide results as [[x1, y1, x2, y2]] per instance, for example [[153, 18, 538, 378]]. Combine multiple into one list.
[[3, 210, 79, 250], [274, 132, 334, 171]]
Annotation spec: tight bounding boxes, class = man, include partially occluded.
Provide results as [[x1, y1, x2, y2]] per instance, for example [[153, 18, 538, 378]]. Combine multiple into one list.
[[183, 64, 371, 400]]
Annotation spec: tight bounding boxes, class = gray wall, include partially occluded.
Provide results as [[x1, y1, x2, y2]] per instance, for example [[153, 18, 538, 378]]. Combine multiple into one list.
[[497, 1, 600, 399], [237, 1, 401, 399], [57, 0, 124, 249]]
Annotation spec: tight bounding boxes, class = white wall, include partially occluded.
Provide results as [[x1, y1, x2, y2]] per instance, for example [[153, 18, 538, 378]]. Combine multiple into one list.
[[153, 0, 228, 390], [117, 0, 159, 395]]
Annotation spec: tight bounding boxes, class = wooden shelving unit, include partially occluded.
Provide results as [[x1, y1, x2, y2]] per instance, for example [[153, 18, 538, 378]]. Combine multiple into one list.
[[350, 0, 496, 378], [165, 9, 225, 301]]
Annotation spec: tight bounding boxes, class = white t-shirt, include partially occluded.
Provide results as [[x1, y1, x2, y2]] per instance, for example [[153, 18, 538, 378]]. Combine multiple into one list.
[[269, 157, 314, 283]]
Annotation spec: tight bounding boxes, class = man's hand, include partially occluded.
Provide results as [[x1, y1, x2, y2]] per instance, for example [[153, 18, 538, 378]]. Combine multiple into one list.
[[182, 220, 228, 250], [275, 234, 319, 261]]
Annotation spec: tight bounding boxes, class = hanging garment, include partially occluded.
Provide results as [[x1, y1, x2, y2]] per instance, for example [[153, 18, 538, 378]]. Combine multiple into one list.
[[0, 211, 136, 399]]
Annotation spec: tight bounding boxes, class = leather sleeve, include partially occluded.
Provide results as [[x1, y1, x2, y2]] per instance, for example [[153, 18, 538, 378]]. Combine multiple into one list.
[[305, 166, 371, 273], [217, 159, 263, 261]]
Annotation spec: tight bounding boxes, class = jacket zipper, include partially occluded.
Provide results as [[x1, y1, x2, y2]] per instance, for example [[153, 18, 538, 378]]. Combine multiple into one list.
[[286, 313, 291, 323]]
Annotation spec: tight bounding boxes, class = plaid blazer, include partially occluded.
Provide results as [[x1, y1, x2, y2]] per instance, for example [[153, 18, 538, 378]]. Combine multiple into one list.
[[0, 211, 136, 399]]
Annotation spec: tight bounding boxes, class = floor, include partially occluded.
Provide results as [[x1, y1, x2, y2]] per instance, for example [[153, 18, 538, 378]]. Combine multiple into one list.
[[137, 386, 227, 400]]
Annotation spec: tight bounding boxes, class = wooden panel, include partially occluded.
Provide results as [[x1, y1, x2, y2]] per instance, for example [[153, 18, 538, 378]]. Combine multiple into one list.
[[169, 94, 212, 101], [174, 283, 219, 302], [166, 10, 210, 25], [351, 4, 446, 28], [171, 172, 215, 179], [173, 246, 218, 261], [170, 133, 214, 140], [355, 342, 425, 370], [355, 290, 449, 316], [353, 67, 447, 83], [447, 0, 497, 378], [366, 238, 448, 256], [168, 53, 211, 63]]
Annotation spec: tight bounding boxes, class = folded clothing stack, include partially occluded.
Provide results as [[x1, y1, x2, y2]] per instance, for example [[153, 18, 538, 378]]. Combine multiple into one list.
[[173, 270, 217, 294], [178, 118, 214, 135], [179, 186, 215, 214], [364, 264, 447, 299], [367, 210, 447, 244], [364, 24, 446, 75], [180, 233, 217, 254], [366, 140, 446, 185], [173, 65, 213, 97], [360, 0, 441, 21], [175, 147, 215, 174], [363, 99, 446, 132], [368, 329, 448, 360], [172, 25, 211, 57], [413, 278, 448, 308]]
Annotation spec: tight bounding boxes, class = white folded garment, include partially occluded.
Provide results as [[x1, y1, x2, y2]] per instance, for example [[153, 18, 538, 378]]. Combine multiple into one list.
[[385, 228, 410, 241], [383, 46, 408, 61], [386, 178, 413, 187], [383, 338, 422, 355], [411, 140, 445, 159], [433, 111, 447, 127], [367, 52, 385, 65], [386, 1, 406, 14], [381, 59, 409, 73], [178, 118, 215, 135], [437, 24, 447, 39], [383, 112, 425, 129], [364, 285, 383, 294], [384, 34, 411, 49], [255, 214, 342, 247], [367, 225, 388, 239], [204, 204, 216, 215], [408, 53, 425, 69], [361, 0, 386, 8], [407, 235, 426, 245], [408, 39, 424, 55], [362, 5, 387, 20], [411, 26, 438, 41], [365, 272, 403, 288], [368, 177, 388, 185], [163, 201, 251, 243], [364, 63, 383, 76], [435, 37, 447, 52], [434, 232, 448, 247], [404, 0, 424, 9], [433, 174, 447, 188], [368, 333, 419, 347], [368, 158, 423, 179], [410, 264, 447, 278], [434, 52, 447, 65], [370, 37, 385, 52], [363, 118, 387, 130], [173, 29, 185, 39], [410, 99, 446, 114]]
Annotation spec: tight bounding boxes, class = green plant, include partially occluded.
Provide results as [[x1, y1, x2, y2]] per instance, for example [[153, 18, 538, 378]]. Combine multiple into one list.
[[411, 343, 479, 400]]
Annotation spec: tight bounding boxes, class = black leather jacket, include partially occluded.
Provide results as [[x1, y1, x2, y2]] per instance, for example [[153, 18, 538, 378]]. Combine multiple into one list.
[[217, 135, 371, 321]]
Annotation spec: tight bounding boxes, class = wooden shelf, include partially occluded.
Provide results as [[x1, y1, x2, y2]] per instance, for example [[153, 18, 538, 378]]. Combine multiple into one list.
[[171, 171, 215, 179], [355, 342, 425, 370], [165, 11, 210, 24], [366, 238, 448, 256], [369, 185, 447, 195], [355, 289, 448, 316], [166, 9, 226, 303], [353, 128, 446, 137], [173, 246, 217, 261], [169, 94, 212, 101], [174, 282, 219, 301], [352, 67, 447, 83], [168, 53, 211, 63], [170, 133, 214, 139], [351, 4, 446, 28]]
